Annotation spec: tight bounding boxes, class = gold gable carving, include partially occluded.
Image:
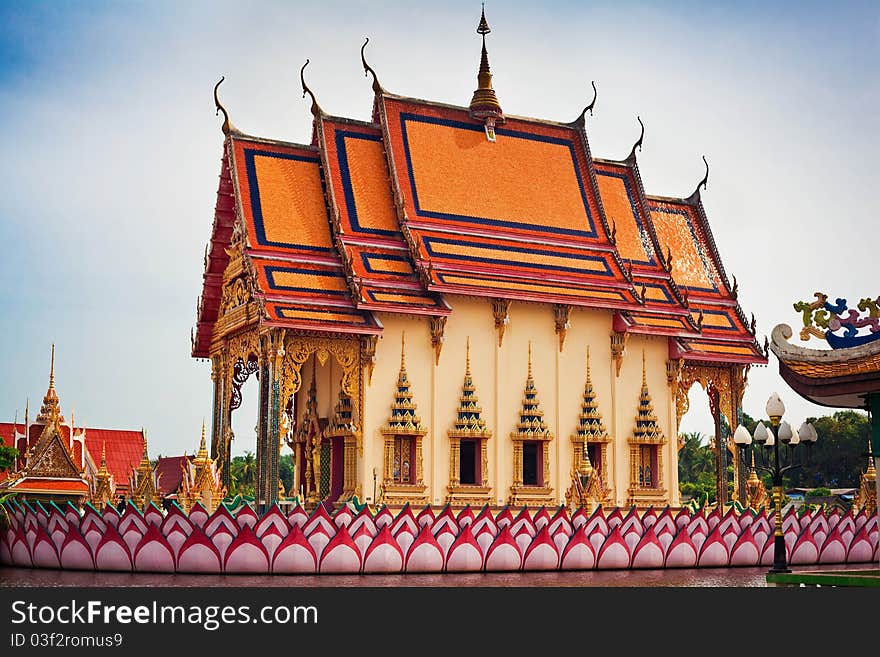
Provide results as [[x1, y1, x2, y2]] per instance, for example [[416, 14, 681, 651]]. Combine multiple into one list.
[[29, 431, 82, 479]]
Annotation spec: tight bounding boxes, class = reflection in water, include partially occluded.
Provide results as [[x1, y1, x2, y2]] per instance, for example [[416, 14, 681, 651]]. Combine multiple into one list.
[[0, 566, 784, 588]]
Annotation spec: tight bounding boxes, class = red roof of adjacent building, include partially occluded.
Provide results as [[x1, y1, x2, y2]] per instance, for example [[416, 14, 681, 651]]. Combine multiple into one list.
[[0, 422, 145, 492], [83, 428, 145, 488], [156, 455, 191, 495]]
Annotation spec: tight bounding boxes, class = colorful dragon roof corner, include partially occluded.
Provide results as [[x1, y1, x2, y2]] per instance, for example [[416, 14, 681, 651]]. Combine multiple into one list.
[[770, 292, 880, 408], [192, 8, 766, 368]]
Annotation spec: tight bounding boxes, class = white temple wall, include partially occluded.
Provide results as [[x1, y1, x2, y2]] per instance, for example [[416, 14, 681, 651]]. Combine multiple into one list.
[[358, 299, 677, 507]]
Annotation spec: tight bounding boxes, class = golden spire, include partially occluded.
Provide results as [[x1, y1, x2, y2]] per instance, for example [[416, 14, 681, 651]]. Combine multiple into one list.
[[401, 332, 407, 372], [381, 332, 427, 437], [867, 440, 876, 477], [578, 444, 593, 478], [573, 346, 609, 443], [450, 337, 491, 437], [748, 450, 759, 483], [586, 346, 592, 385], [469, 4, 504, 128], [140, 429, 150, 465], [198, 418, 208, 457], [98, 441, 109, 473], [512, 341, 551, 439], [631, 351, 665, 444], [24, 397, 29, 427], [49, 343, 55, 392], [36, 344, 62, 423]]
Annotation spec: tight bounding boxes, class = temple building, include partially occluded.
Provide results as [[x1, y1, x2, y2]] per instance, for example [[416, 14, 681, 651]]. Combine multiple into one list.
[[0, 347, 146, 506], [192, 10, 766, 510]]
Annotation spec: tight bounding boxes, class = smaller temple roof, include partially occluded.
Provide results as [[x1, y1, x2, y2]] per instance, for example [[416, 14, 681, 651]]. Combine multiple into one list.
[[156, 455, 191, 495], [83, 428, 144, 490]]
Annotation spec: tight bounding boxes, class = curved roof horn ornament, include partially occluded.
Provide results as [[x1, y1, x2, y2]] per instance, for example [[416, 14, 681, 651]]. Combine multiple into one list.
[[627, 116, 644, 162], [300, 59, 323, 117], [687, 155, 709, 204], [572, 81, 597, 125], [213, 76, 238, 136], [361, 38, 384, 94]]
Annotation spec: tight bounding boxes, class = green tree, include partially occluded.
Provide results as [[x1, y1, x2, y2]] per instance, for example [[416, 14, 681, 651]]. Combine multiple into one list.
[[678, 431, 717, 504], [280, 454, 295, 496], [0, 434, 18, 474], [229, 451, 257, 497]]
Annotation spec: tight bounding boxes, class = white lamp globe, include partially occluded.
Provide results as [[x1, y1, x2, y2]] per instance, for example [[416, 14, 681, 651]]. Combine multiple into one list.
[[799, 422, 818, 443], [789, 424, 800, 445], [766, 393, 785, 418], [778, 421, 793, 444], [734, 424, 752, 445], [753, 422, 769, 445]]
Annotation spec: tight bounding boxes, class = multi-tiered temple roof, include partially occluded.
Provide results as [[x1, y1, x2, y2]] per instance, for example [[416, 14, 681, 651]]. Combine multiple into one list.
[[192, 11, 765, 368]]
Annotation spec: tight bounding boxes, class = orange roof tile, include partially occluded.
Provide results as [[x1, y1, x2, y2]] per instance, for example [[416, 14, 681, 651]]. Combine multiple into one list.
[[318, 117, 449, 315], [378, 96, 635, 308], [8, 478, 90, 493], [222, 135, 379, 334]]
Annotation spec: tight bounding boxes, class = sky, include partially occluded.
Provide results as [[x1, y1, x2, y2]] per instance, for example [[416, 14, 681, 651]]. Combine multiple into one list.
[[0, 0, 877, 458]]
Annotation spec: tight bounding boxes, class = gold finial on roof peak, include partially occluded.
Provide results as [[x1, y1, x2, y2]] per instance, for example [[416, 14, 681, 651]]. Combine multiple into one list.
[[101, 441, 107, 467], [466, 336, 471, 374], [198, 418, 208, 457], [49, 343, 55, 392], [642, 349, 647, 386], [528, 341, 533, 378], [469, 4, 504, 129], [37, 344, 62, 423], [586, 346, 592, 384], [867, 440, 876, 474]]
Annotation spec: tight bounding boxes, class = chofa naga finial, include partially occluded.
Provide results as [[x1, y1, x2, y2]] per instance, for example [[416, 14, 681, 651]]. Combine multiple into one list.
[[213, 76, 239, 136]]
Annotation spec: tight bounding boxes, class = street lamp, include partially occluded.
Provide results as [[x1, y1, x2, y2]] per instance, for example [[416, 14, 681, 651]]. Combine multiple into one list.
[[732, 393, 818, 574]]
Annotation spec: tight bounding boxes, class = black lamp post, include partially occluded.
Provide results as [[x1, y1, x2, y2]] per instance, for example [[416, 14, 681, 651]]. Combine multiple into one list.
[[732, 393, 818, 575]]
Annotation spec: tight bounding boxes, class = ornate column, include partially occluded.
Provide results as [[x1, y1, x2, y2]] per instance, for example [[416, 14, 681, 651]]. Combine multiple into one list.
[[256, 345, 270, 509], [266, 329, 284, 506], [210, 353, 225, 462]]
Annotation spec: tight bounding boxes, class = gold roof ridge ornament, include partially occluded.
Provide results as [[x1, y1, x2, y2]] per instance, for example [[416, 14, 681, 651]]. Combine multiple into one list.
[[360, 37, 385, 95], [300, 59, 324, 117], [571, 80, 598, 126], [686, 155, 709, 205], [213, 76, 239, 136], [469, 4, 504, 141], [626, 115, 645, 162]]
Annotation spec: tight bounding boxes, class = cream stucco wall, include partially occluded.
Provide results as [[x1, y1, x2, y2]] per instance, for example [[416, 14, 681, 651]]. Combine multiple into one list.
[[350, 296, 679, 507]]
